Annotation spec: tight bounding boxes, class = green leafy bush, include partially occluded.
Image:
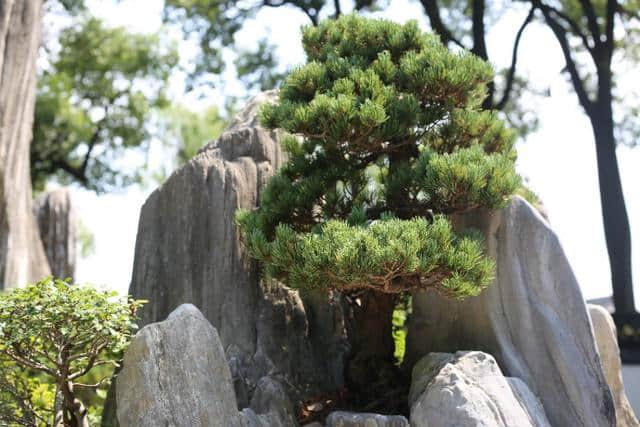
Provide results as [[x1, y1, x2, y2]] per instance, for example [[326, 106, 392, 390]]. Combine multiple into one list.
[[0, 278, 145, 426]]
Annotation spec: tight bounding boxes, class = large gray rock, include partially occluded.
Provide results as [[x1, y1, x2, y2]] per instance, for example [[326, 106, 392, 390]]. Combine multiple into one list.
[[405, 196, 615, 427], [128, 91, 351, 405], [589, 304, 640, 427], [0, 0, 50, 289], [409, 351, 550, 427], [325, 411, 409, 427], [116, 304, 242, 427], [33, 189, 77, 280]]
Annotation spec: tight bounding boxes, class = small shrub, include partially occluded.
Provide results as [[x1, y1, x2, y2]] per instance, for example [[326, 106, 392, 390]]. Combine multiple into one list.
[[0, 277, 145, 426]]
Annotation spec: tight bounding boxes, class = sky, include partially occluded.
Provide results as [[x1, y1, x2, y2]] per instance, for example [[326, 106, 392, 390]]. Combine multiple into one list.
[[63, 0, 639, 305]]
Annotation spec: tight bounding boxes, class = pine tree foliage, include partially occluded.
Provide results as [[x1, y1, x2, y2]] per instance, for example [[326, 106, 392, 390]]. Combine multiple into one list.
[[236, 14, 520, 297]]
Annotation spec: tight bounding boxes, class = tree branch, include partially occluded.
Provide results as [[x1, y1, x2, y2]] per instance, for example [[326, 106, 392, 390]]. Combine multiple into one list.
[[261, 0, 318, 25], [333, 0, 341, 18], [604, 0, 617, 52], [496, 6, 536, 110], [471, 0, 488, 59], [534, 0, 594, 115], [578, 0, 602, 43], [541, 2, 596, 57], [54, 160, 89, 185], [419, 0, 465, 49]]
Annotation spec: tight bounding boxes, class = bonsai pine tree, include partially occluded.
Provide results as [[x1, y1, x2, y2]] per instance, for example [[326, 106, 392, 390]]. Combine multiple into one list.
[[236, 14, 520, 404]]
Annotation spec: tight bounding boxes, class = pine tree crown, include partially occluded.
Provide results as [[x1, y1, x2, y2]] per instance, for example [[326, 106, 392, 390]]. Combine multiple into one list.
[[236, 14, 521, 297]]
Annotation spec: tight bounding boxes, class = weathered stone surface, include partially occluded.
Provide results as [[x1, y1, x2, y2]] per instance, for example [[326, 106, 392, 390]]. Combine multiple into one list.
[[325, 411, 409, 427], [127, 91, 351, 406], [116, 304, 242, 427], [409, 351, 550, 427], [244, 376, 298, 427], [0, 0, 50, 289], [405, 196, 615, 427], [589, 304, 640, 427], [33, 189, 77, 279]]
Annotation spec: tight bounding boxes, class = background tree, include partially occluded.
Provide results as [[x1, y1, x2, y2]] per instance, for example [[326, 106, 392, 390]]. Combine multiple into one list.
[[31, 16, 178, 193], [517, 0, 639, 318], [236, 14, 520, 410], [0, 278, 145, 427]]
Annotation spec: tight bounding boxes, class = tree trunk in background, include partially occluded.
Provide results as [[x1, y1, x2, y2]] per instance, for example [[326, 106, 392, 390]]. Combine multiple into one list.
[[0, 0, 50, 289], [591, 102, 635, 315]]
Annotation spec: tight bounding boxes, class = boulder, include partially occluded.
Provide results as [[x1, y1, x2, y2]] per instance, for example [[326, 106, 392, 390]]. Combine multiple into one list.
[[33, 189, 77, 280], [325, 411, 409, 427], [405, 196, 615, 427], [589, 304, 640, 427], [0, 0, 50, 289], [116, 304, 242, 427], [409, 351, 550, 427], [127, 90, 351, 404]]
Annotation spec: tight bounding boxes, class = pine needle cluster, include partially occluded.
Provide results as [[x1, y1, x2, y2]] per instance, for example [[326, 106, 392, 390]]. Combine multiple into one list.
[[236, 14, 520, 297]]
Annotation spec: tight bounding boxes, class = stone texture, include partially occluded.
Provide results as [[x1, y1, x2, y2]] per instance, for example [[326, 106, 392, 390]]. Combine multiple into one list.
[[116, 304, 242, 427], [409, 351, 550, 427], [0, 0, 50, 289], [243, 376, 298, 427], [405, 196, 615, 427], [325, 411, 409, 427], [127, 90, 351, 405], [589, 304, 640, 427], [33, 189, 77, 280]]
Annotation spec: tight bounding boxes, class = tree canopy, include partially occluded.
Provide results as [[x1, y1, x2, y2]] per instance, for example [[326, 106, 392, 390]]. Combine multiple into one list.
[[236, 14, 520, 297], [31, 16, 178, 193]]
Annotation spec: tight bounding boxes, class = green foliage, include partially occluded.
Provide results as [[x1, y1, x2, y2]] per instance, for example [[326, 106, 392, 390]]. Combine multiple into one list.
[[31, 17, 178, 193], [239, 215, 494, 294], [0, 278, 146, 426], [237, 15, 519, 297], [0, 361, 39, 426], [76, 219, 96, 259], [163, 0, 332, 91], [392, 295, 411, 365], [162, 105, 228, 165]]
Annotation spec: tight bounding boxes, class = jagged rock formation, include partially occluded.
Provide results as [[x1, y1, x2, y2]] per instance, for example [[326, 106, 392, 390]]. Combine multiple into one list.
[[409, 352, 550, 427], [589, 304, 640, 427], [324, 411, 408, 426], [0, 0, 50, 289], [33, 188, 77, 279], [118, 304, 298, 427], [117, 304, 243, 427], [126, 91, 351, 407], [405, 196, 615, 427]]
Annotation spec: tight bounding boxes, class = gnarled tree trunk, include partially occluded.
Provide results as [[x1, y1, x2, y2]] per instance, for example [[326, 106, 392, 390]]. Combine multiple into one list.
[[0, 0, 50, 289]]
